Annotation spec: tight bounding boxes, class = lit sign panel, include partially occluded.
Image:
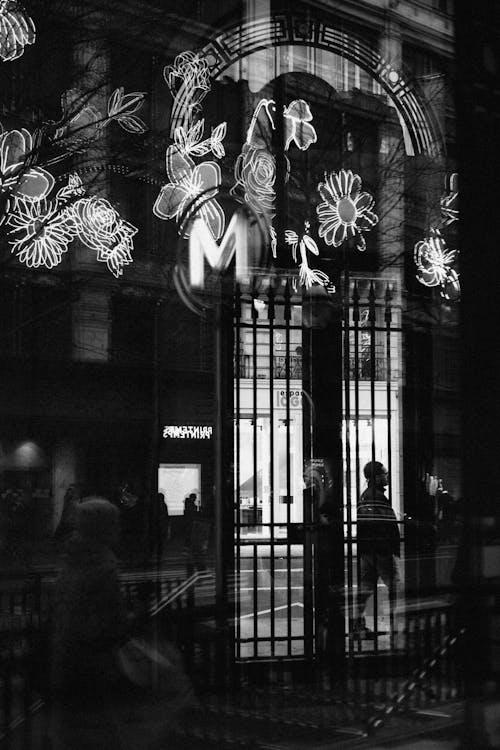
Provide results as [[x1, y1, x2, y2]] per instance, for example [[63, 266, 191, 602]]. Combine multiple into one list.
[[163, 425, 213, 439]]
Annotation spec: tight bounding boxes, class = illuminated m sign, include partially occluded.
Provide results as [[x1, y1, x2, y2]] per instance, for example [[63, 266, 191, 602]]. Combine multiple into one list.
[[188, 210, 259, 289]]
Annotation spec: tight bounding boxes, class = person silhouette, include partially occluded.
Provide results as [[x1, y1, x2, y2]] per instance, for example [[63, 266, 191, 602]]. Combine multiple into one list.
[[354, 461, 400, 638]]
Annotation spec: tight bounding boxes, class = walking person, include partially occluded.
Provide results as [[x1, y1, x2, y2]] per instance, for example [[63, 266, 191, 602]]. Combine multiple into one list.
[[354, 461, 400, 639]]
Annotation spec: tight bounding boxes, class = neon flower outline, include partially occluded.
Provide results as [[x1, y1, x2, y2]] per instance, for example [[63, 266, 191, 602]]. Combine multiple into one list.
[[71, 196, 137, 278], [439, 268, 460, 301], [0, 0, 35, 62], [153, 161, 225, 241], [231, 98, 317, 219], [414, 228, 458, 296], [0, 128, 54, 206], [164, 51, 211, 103], [316, 169, 378, 248], [7, 196, 76, 269], [104, 87, 147, 134], [283, 100, 317, 151], [440, 172, 458, 225], [285, 221, 329, 289]]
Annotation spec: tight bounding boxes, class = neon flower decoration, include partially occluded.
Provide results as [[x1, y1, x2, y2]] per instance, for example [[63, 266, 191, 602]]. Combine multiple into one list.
[[414, 228, 459, 298], [5, 173, 136, 277], [7, 196, 76, 269], [0, 0, 35, 62], [317, 169, 378, 249], [283, 100, 317, 151], [104, 87, 147, 134], [440, 172, 458, 225], [153, 161, 224, 240], [0, 128, 54, 207], [164, 51, 211, 108], [71, 195, 136, 277], [231, 98, 317, 250], [439, 268, 460, 301], [285, 221, 329, 289], [173, 119, 226, 161]]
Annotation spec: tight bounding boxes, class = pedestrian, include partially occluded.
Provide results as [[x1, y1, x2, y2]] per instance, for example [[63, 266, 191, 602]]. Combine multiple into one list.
[[354, 461, 400, 638], [49, 497, 133, 749]]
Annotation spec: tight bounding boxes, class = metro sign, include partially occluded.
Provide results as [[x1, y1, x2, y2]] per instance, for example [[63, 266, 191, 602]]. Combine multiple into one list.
[[187, 209, 265, 289]]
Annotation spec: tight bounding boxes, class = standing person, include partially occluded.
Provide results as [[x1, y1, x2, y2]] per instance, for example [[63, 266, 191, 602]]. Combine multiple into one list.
[[50, 497, 132, 749], [354, 461, 400, 638]]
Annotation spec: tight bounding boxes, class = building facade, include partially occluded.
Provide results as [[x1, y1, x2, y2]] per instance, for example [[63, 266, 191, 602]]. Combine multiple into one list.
[[3, 0, 495, 745]]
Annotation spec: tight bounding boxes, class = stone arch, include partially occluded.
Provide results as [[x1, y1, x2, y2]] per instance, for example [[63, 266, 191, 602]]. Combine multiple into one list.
[[171, 12, 443, 158]]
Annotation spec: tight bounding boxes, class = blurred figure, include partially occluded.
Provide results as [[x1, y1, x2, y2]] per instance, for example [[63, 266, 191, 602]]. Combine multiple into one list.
[[354, 461, 400, 638], [150, 492, 170, 562], [118, 482, 145, 564], [50, 497, 132, 749], [54, 484, 82, 551]]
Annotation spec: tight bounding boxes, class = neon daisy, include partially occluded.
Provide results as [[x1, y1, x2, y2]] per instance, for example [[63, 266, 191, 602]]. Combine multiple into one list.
[[153, 160, 224, 240], [414, 228, 459, 299], [316, 169, 378, 249], [7, 197, 76, 269]]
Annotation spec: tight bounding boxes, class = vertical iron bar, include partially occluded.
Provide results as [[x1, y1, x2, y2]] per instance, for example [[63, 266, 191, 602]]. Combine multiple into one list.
[[268, 287, 276, 657], [368, 281, 379, 650], [353, 282, 362, 655], [385, 285, 396, 650], [235, 286, 242, 658], [343, 271, 354, 655], [284, 282, 292, 656], [252, 294, 259, 656]]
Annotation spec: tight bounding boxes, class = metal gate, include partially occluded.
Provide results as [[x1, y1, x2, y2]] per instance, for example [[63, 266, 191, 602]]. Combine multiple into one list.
[[232, 272, 402, 662]]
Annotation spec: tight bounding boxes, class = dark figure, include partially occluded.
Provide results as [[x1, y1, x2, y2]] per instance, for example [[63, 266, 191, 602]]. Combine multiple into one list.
[[184, 493, 197, 516], [150, 492, 170, 561], [54, 484, 81, 550], [355, 461, 400, 638], [50, 498, 132, 749], [5, 489, 29, 562], [118, 483, 145, 564]]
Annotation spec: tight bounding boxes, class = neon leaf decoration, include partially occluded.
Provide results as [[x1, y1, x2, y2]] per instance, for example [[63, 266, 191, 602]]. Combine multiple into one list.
[[173, 120, 227, 160], [7, 197, 76, 269], [56, 89, 102, 151], [414, 228, 459, 299], [71, 195, 137, 277], [285, 220, 329, 289], [0, 0, 35, 62], [440, 172, 458, 225], [316, 169, 378, 248], [0, 128, 54, 208], [153, 161, 224, 240], [105, 87, 147, 133]]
